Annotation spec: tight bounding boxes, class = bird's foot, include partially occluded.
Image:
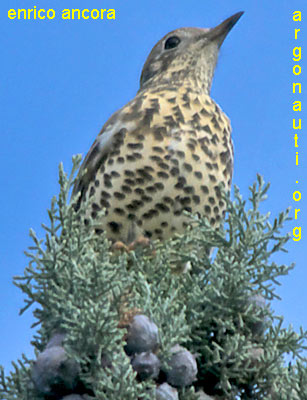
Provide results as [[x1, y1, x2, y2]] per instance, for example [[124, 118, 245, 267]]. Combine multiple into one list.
[[111, 236, 152, 253], [128, 235, 151, 251]]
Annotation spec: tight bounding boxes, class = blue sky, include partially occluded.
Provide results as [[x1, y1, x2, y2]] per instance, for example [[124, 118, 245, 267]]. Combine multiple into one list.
[[1, 1, 306, 372]]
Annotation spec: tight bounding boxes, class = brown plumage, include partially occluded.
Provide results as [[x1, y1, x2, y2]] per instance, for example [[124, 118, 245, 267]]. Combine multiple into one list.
[[73, 12, 243, 244]]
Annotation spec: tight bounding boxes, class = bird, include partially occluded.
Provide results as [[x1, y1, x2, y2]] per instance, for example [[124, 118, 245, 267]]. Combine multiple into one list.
[[72, 12, 243, 246]]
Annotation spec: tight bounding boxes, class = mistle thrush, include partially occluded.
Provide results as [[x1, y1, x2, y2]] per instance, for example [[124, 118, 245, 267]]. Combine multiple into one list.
[[73, 12, 243, 244]]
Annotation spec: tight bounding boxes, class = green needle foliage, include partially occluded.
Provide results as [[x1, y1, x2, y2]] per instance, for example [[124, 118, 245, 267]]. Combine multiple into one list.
[[1, 155, 307, 400]]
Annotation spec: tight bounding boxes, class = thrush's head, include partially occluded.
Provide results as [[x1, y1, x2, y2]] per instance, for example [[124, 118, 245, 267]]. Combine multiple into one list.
[[140, 12, 243, 94]]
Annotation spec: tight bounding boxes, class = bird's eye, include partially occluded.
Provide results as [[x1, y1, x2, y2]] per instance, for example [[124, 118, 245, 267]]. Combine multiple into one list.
[[164, 36, 181, 50]]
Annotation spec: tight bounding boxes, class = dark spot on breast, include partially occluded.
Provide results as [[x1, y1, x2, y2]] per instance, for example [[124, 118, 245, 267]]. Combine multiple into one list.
[[202, 125, 212, 134], [167, 97, 176, 104], [108, 221, 122, 233], [107, 158, 114, 165], [141, 195, 152, 203], [111, 171, 120, 178], [155, 182, 164, 190], [170, 167, 179, 176], [209, 174, 217, 183], [201, 185, 209, 194], [183, 163, 192, 172], [155, 203, 170, 212], [220, 150, 229, 165], [104, 180, 112, 188], [91, 211, 97, 219], [183, 186, 194, 194], [150, 155, 163, 163], [100, 198, 110, 208], [114, 208, 125, 215], [200, 108, 211, 117], [153, 127, 166, 141], [125, 170, 134, 177], [114, 192, 125, 200], [170, 158, 179, 165], [143, 209, 159, 219], [211, 134, 219, 145], [164, 114, 176, 127], [176, 151, 185, 159], [193, 195, 200, 204], [135, 188, 144, 195], [94, 180, 100, 187], [126, 155, 136, 162], [126, 199, 144, 211], [194, 171, 202, 179], [135, 178, 145, 185], [89, 186, 95, 197], [179, 197, 191, 206], [208, 197, 215, 205], [137, 168, 153, 181], [101, 190, 111, 199], [214, 186, 222, 199], [127, 142, 143, 150], [117, 157, 125, 164], [158, 162, 169, 170], [163, 196, 174, 205], [146, 185, 157, 193], [211, 116, 220, 130], [154, 228, 163, 235], [204, 205, 211, 214], [172, 105, 184, 123], [124, 178, 135, 186], [213, 206, 219, 214], [192, 154, 200, 161], [157, 171, 169, 179], [201, 145, 214, 159], [92, 203, 101, 211], [153, 146, 164, 153], [121, 185, 132, 194], [199, 137, 210, 146]]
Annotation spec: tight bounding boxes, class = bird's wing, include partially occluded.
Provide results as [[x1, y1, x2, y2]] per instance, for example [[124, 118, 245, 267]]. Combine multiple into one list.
[[72, 104, 137, 204]]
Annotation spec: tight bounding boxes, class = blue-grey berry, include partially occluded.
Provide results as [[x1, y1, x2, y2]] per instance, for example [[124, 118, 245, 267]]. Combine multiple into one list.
[[131, 352, 160, 380], [32, 345, 80, 397], [125, 315, 159, 355], [165, 345, 197, 387], [156, 382, 179, 400]]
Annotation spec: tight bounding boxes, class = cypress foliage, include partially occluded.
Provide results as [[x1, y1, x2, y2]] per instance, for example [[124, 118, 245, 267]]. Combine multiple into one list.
[[1, 155, 307, 400]]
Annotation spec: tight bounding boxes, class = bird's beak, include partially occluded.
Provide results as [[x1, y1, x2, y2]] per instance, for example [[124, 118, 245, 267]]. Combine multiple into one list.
[[207, 11, 244, 47]]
